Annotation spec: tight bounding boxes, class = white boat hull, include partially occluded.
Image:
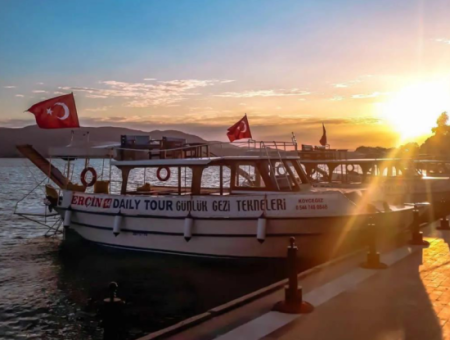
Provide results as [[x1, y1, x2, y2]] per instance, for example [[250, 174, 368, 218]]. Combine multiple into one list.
[[57, 190, 415, 259]]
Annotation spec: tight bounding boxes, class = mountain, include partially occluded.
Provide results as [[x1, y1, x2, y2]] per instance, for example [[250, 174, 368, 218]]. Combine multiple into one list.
[[0, 125, 242, 157]]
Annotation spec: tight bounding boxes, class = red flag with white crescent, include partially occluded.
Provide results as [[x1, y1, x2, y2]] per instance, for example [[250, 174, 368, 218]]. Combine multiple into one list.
[[227, 115, 252, 142], [26, 93, 80, 129], [319, 123, 327, 146]]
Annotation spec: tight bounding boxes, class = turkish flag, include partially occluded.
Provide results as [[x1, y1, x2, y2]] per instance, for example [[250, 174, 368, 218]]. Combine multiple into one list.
[[26, 93, 80, 129], [227, 115, 252, 142], [319, 123, 327, 146]]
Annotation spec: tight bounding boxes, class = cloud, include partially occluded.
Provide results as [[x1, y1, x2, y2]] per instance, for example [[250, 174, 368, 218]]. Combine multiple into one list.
[[143, 78, 156, 81], [32, 90, 48, 93], [0, 118, 35, 127], [84, 106, 111, 112], [36, 82, 44, 85], [4, 85, 16, 89], [215, 88, 310, 98], [15, 94, 24, 97], [330, 96, 344, 101], [54, 91, 67, 95], [60, 78, 233, 107], [436, 38, 450, 45], [352, 92, 389, 99], [332, 75, 373, 89], [86, 94, 108, 99], [79, 112, 381, 130], [189, 106, 215, 112]]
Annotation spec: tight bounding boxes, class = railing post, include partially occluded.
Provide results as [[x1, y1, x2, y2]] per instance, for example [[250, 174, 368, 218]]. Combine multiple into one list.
[[99, 282, 125, 340], [360, 216, 387, 269], [409, 206, 430, 246], [273, 237, 314, 314], [437, 199, 450, 230]]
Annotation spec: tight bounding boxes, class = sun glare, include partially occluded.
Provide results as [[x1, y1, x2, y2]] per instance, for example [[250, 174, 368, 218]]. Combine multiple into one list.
[[381, 80, 450, 142]]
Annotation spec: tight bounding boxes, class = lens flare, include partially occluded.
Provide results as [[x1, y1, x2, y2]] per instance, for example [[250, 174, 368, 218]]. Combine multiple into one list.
[[380, 80, 450, 142]]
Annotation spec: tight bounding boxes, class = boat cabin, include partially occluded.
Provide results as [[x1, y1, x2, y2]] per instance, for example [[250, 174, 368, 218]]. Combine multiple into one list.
[[18, 135, 309, 197], [113, 155, 310, 196]]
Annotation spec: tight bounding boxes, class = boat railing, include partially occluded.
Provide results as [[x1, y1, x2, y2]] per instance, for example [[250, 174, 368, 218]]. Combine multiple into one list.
[[114, 140, 298, 160]]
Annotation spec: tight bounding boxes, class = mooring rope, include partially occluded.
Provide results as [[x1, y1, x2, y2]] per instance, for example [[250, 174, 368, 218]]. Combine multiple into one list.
[[14, 176, 48, 213]]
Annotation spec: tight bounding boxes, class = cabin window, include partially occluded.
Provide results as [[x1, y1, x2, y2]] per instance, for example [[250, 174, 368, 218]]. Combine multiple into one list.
[[200, 166, 231, 195], [268, 161, 298, 190], [283, 160, 304, 184], [234, 163, 266, 189], [124, 167, 193, 195], [178, 167, 193, 194], [293, 160, 310, 184]]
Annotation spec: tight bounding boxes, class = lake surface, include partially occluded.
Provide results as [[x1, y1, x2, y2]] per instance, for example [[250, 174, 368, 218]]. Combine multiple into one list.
[[0, 158, 311, 340]]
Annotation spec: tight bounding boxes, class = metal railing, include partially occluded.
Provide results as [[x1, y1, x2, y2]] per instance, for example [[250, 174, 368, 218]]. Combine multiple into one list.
[[114, 140, 299, 160]]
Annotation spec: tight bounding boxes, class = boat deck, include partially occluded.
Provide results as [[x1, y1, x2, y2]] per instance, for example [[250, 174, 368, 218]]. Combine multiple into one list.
[[138, 220, 450, 340]]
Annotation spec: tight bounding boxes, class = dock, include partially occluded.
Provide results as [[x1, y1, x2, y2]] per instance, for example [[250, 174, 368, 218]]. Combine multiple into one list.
[[138, 219, 450, 340]]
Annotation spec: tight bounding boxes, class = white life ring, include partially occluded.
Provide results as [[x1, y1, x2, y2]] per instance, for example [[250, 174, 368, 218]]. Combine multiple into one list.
[[156, 167, 171, 181], [276, 164, 286, 176], [347, 164, 354, 172]]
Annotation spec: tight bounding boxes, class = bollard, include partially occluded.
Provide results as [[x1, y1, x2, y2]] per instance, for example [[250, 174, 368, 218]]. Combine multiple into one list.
[[360, 216, 387, 269], [409, 206, 429, 246], [99, 282, 125, 340], [437, 199, 450, 230], [273, 237, 314, 314]]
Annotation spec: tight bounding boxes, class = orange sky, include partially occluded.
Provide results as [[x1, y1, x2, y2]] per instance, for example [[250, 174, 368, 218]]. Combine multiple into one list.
[[1, 0, 450, 149]]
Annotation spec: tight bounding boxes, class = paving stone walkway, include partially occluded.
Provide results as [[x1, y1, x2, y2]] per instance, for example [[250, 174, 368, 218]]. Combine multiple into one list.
[[264, 232, 450, 340]]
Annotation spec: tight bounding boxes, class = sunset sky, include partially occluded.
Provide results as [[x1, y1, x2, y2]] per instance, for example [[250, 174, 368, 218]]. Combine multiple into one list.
[[1, 0, 450, 148]]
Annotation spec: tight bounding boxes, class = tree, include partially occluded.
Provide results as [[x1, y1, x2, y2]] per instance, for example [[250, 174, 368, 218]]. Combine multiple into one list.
[[431, 112, 449, 136], [421, 112, 450, 157], [399, 142, 419, 158]]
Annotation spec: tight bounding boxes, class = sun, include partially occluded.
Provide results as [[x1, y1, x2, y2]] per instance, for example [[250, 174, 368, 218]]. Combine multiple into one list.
[[380, 80, 450, 142]]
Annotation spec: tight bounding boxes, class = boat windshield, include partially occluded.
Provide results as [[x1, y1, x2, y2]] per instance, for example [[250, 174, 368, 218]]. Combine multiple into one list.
[[117, 157, 309, 195], [213, 158, 308, 193]]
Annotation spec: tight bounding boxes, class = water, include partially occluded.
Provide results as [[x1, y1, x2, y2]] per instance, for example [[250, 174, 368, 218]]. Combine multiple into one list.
[[0, 159, 306, 339]]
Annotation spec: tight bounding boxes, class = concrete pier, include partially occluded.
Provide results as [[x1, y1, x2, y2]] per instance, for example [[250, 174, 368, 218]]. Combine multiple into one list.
[[139, 220, 450, 340]]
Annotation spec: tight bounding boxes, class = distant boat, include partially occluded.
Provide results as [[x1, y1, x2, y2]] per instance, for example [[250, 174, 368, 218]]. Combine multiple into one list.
[[298, 144, 450, 207], [15, 136, 417, 260]]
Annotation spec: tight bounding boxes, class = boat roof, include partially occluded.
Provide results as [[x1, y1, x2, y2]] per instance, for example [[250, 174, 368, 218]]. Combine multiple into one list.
[[111, 155, 301, 167], [300, 158, 450, 164], [49, 143, 118, 158]]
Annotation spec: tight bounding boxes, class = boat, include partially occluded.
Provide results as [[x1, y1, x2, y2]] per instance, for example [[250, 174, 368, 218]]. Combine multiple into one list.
[[15, 136, 417, 260], [298, 144, 450, 208]]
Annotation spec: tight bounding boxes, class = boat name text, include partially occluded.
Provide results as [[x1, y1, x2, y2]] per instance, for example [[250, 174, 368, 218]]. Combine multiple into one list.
[[70, 196, 289, 212]]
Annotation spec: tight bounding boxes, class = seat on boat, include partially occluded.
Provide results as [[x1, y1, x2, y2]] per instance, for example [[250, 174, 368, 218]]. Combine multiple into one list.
[[45, 184, 59, 200], [94, 180, 110, 194], [67, 182, 86, 192], [136, 182, 152, 192]]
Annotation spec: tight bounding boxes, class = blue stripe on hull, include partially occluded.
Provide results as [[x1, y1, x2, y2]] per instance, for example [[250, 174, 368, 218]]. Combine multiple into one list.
[[80, 238, 284, 260], [57, 207, 354, 221], [71, 221, 322, 238]]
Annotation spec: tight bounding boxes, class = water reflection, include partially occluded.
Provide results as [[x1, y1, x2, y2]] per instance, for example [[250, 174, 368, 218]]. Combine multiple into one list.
[[0, 159, 302, 339], [58, 231, 290, 338]]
